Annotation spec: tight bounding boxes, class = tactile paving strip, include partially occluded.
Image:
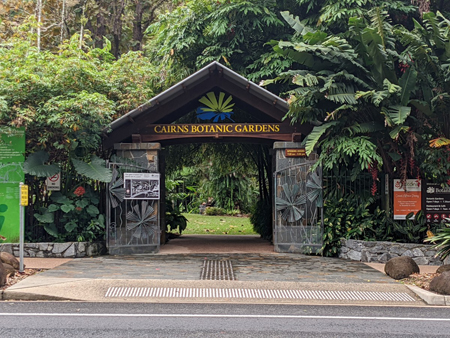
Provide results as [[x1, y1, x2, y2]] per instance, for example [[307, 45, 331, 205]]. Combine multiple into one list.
[[200, 259, 235, 280], [104, 287, 416, 302]]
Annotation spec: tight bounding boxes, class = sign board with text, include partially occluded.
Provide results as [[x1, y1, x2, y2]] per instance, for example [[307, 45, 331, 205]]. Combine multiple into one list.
[[124, 173, 160, 200], [0, 126, 25, 243], [425, 182, 450, 224], [46, 172, 61, 191], [393, 179, 422, 220], [285, 149, 307, 158]]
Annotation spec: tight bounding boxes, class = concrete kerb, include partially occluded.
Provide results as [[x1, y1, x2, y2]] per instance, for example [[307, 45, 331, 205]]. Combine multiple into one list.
[[405, 285, 450, 306]]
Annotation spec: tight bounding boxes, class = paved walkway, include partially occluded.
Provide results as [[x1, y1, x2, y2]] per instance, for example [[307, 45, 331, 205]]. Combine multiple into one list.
[[2, 235, 442, 305]]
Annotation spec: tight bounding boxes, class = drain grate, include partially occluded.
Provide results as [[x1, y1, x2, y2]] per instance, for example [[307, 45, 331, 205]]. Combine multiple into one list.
[[200, 259, 235, 280], [104, 287, 416, 302]]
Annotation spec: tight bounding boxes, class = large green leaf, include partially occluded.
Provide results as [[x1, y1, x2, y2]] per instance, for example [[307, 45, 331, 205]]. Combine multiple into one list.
[[399, 67, 418, 106], [386, 105, 411, 125], [23, 151, 59, 178], [280, 11, 314, 36], [44, 223, 58, 238], [72, 156, 112, 182], [34, 211, 54, 224], [304, 122, 339, 155]]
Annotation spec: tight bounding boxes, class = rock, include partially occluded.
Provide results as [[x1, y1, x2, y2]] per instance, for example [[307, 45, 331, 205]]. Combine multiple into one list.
[[347, 250, 362, 261], [0, 251, 19, 270], [429, 271, 450, 295], [384, 256, 420, 280], [402, 250, 413, 257], [0, 263, 5, 286], [436, 264, 450, 274], [444, 256, 450, 265], [63, 243, 75, 257], [378, 253, 391, 263], [53, 243, 72, 254], [2, 263, 15, 277], [412, 248, 425, 257], [413, 257, 429, 265]]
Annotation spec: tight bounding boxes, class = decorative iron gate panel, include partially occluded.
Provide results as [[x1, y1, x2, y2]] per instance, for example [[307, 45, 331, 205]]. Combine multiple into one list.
[[106, 162, 160, 255], [273, 162, 323, 254]]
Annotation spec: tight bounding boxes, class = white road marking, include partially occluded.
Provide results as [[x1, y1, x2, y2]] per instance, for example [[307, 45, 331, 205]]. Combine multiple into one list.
[[0, 313, 449, 322]]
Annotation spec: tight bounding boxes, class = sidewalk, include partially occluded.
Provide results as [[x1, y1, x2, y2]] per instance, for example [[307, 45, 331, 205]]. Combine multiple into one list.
[[2, 235, 447, 305]]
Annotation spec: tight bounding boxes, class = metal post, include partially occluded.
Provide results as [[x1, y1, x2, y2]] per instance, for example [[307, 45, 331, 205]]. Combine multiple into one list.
[[19, 182, 24, 273]]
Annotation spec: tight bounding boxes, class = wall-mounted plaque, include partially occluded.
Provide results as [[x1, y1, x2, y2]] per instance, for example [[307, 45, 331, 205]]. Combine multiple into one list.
[[285, 149, 307, 158]]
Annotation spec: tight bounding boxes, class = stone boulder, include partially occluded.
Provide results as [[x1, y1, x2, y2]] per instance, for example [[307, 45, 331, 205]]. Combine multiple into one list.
[[429, 271, 450, 295], [0, 252, 19, 270], [0, 261, 6, 286], [2, 263, 15, 277], [384, 256, 420, 280], [436, 264, 450, 274]]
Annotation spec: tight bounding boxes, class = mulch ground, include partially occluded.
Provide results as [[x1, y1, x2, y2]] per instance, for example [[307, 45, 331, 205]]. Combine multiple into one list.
[[399, 272, 438, 291], [0, 269, 43, 291]]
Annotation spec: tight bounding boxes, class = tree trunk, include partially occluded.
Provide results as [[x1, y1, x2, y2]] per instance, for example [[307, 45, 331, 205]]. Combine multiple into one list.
[[112, 0, 125, 58], [36, 0, 42, 51], [132, 0, 144, 51]]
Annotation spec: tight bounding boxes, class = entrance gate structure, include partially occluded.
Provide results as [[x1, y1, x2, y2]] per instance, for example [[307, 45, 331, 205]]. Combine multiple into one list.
[[103, 62, 321, 254], [273, 143, 323, 253]]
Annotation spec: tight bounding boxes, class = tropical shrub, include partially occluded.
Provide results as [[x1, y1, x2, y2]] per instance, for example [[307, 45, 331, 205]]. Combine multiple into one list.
[[165, 198, 188, 234], [250, 199, 272, 240], [33, 187, 105, 242], [205, 207, 226, 216], [425, 222, 450, 260]]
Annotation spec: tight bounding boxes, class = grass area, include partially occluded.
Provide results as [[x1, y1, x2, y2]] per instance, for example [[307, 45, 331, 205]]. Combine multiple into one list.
[[180, 213, 257, 235]]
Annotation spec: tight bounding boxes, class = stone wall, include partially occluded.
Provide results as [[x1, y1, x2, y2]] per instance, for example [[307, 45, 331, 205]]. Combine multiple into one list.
[[339, 239, 448, 266], [0, 242, 106, 258]]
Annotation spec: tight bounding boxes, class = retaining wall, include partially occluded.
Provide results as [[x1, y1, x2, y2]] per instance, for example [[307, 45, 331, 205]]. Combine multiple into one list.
[[0, 242, 106, 258], [339, 239, 449, 266]]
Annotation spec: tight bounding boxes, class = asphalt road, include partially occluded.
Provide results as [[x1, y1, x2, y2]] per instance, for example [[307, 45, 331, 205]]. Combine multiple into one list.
[[0, 302, 449, 337]]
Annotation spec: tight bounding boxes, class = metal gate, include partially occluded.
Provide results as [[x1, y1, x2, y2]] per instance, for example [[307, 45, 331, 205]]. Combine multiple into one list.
[[274, 162, 323, 254], [106, 161, 160, 255]]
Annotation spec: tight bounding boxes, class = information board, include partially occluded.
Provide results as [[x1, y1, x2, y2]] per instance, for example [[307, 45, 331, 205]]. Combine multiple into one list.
[[0, 126, 25, 243], [124, 173, 160, 200], [425, 182, 450, 224], [393, 179, 422, 220]]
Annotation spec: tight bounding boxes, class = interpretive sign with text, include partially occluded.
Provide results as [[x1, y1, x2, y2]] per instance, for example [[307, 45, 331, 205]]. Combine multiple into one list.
[[124, 173, 160, 200], [425, 182, 450, 224], [393, 179, 422, 220], [0, 126, 25, 243]]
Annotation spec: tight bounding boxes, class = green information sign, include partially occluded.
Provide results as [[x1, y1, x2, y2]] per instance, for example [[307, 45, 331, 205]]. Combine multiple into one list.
[[0, 126, 25, 243]]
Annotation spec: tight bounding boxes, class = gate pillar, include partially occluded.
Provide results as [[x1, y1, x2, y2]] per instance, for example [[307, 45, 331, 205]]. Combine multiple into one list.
[[273, 142, 323, 254], [107, 143, 162, 255]]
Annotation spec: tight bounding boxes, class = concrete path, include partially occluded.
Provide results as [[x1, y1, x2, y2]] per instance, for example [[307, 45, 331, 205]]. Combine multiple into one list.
[[2, 235, 445, 305]]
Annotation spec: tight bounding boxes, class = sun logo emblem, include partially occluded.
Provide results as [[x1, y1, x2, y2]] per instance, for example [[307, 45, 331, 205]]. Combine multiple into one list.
[[196, 92, 235, 122]]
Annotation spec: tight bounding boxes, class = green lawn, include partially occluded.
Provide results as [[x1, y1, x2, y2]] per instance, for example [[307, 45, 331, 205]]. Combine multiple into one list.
[[181, 213, 257, 235]]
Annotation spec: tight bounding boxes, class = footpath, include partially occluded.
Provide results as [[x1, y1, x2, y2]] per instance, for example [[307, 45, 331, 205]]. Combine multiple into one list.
[[1, 235, 448, 306]]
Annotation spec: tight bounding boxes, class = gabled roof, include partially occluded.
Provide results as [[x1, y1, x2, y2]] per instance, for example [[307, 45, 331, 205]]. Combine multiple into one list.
[[103, 61, 308, 148]]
